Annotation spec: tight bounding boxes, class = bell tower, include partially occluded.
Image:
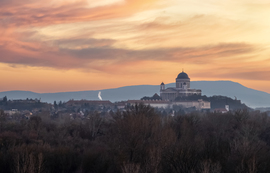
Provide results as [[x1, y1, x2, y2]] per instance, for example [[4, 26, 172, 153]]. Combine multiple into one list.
[[160, 82, 165, 91]]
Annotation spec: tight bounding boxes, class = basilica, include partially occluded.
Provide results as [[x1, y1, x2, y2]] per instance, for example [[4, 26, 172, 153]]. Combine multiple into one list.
[[160, 71, 201, 101], [128, 71, 209, 110]]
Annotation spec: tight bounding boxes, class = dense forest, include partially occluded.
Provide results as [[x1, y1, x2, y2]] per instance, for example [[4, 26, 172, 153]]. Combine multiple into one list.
[[0, 105, 269, 173]]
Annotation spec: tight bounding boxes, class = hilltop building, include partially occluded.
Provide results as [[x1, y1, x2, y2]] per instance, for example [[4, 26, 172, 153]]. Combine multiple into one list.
[[128, 71, 211, 111], [160, 71, 201, 101]]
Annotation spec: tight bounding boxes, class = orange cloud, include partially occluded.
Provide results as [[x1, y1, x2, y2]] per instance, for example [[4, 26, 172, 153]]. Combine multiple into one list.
[[1, 0, 270, 94], [0, 0, 161, 27], [0, 37, 260, 75]]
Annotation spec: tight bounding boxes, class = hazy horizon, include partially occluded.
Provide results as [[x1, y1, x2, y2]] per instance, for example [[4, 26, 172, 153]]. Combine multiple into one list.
[[1, 80, 269, 95]]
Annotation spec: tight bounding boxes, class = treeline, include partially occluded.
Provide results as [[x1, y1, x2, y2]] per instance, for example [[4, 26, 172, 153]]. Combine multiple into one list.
[[0, 106, 270, 173], [0, 99, 50, 111]]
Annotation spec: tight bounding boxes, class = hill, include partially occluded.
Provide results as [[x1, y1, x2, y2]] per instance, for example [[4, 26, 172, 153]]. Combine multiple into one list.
[[0, 81, 269, 108]]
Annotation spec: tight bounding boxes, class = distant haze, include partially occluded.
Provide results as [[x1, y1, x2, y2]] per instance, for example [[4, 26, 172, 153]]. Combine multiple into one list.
[[0, 81, 269, 108]]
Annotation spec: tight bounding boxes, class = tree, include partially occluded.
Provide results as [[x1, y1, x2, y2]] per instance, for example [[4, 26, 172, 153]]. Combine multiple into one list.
[[53, 101, 58, 109], [3, 96, 7, 102], [58, 101, 63, 108]]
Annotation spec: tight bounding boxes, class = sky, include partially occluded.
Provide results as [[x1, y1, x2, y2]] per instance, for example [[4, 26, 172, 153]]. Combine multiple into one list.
[[1, 0, 270, 93]]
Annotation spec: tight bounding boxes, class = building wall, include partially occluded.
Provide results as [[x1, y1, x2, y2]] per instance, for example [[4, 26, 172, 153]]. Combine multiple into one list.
[[172, 100, 211, 110], [160, 89, 201, 101], [176, 78, 190, 89], [128, 100, 210, 110]]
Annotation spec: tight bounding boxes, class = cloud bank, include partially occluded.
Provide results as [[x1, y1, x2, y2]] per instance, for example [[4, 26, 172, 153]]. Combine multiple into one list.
[[1, 0, 270, 92]]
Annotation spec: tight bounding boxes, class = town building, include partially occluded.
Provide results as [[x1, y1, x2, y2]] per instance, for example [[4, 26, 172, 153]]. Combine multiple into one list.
[[214, 105, 230, 113], [65, 100, 114, 110], [127, 99, 210, 110]]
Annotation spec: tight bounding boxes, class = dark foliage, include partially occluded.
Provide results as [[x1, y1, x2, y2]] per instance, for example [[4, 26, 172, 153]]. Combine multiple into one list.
[[0, 105, 269, 173], [0, 100, 50, 111], [141, 93, 162, 101]]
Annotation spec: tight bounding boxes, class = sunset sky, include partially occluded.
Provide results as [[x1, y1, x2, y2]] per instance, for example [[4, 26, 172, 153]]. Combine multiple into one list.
[[1, 0, 270, 93]]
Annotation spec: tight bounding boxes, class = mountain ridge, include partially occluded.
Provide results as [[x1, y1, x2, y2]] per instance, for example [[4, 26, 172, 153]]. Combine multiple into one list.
[[0, 81, 269, 108]]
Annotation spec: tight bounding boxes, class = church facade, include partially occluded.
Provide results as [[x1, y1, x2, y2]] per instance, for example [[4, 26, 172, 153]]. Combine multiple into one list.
[[160, 71, 201, 101], [127, 71, 210, 110]]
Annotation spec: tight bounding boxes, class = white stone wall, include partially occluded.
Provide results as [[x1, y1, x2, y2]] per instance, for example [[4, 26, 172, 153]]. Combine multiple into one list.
[[176, 78, 190, 89]]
